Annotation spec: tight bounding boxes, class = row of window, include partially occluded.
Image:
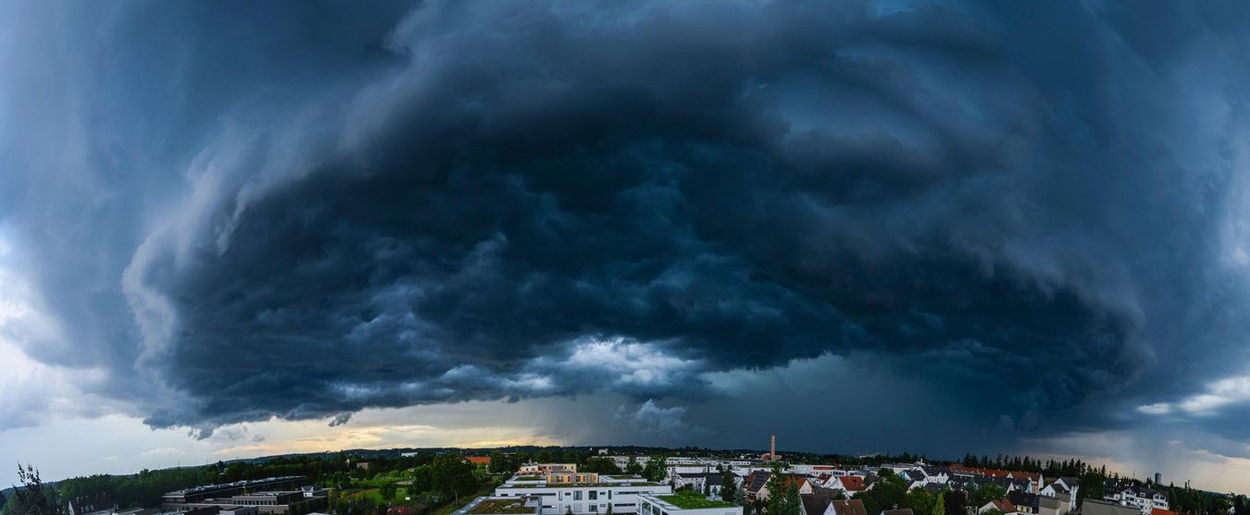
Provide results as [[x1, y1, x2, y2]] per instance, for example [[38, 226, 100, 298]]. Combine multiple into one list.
[[570, 491, 614, 501]]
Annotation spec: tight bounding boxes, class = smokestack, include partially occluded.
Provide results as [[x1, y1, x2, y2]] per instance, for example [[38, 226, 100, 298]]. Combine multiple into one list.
[[770, 434, 776, 460]]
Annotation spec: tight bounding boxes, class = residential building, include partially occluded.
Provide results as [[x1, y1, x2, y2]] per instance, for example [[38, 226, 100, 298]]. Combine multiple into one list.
[[68, 495, 115, 515], [799, 493, 837, 515], [949, 466, 1043, 494], [547, 473, 602, 484], [978, 499, 1016, 514], [756, 476, 813, 502], [881, 509, 915, 515], [163, 489, 328, 515], [1008, 492, 1040, 514], [671, 473, 724, 498], [1080, 500, 1139, 515], [453, 496, 542, 515], [162, 477, 310, 505], [743, 472, 771, 503], [1037, 496, 1069, 515], [520, 464, 579, 475], [638, 492, 741, 515], [468, 457, 492, 467], [790, 465, 840, 477], [612, 457, 651, 470], [1104, 488, 1168, 515], [490, 474, 671, 514], [830, 499, 868, 515], [827, 477, 868, 498], [1039, 481, 1078, 510]]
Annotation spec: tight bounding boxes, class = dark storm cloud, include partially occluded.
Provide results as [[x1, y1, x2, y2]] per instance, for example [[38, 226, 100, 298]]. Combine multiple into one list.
[[5, 0, 1250, 442]]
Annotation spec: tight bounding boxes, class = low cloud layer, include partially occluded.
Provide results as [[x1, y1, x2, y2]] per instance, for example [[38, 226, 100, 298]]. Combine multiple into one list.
[[3, 0, 1250, 459]]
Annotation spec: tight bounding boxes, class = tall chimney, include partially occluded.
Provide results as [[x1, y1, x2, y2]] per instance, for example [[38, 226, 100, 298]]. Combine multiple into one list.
[[770, 434, 776, 459]]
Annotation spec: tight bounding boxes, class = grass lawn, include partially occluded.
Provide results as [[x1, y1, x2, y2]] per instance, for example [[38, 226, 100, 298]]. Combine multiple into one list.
[[658, 490, 737, 509]]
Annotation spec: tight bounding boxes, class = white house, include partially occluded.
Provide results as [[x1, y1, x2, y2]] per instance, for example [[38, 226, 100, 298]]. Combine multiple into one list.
[[825, 476, 869, 497], [671, 473, 725, 498], [977, 499, 1017, 515], [1104, 488, 1168, 515], [1039, 481, 1077, 509]]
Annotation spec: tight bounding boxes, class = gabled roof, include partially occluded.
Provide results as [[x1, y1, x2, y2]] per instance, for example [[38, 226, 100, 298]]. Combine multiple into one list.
[[990, 499, 1016, 513], [1008, 491, 1039, 510], [801, 494, 834, 515], [785, 476, 810, 491], [949, 465, 1042, 483], [744, 471, 771, 494], [832, 499, 868, 515], [838, 476, 867, 491], [1151, 509, 1178, 515], [882, 509, 915, 515]]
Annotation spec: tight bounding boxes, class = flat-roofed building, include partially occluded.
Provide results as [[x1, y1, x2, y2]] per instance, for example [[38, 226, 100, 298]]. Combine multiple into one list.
[[519, 464, 579, 475], [454, 496, 542, 515], [490, 474, 671, 514], [1080, 500, 1140, 515], [546, 472, 601, 484], [161, 480, 327, 515], [638, 492, 741, 515], [162, 477, 309, 505]]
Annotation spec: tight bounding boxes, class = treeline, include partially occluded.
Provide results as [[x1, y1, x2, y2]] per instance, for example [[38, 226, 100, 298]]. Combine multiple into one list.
[[960, 454, 1102, 478], [2, 452, 485, 515], [1165, 484, 1247, 515]]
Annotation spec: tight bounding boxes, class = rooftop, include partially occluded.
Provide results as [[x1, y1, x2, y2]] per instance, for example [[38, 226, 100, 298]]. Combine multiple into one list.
[[468, 499, 537, 515], [651, 491, 737, 510], [499, 482, 664, 489]]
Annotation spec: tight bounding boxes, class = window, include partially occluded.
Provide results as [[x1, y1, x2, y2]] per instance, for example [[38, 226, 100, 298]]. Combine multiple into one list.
[[590, 506, 598, 513], [590, 491, 598, 501], [575, 491, 583, 501]]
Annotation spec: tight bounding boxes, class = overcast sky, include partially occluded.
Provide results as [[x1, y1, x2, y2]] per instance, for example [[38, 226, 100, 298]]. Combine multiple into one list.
[[5, 0, 1250, 493]]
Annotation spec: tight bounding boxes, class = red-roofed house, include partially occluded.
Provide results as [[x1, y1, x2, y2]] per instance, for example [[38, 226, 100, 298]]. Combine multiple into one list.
[[829, 476, 868, 496], [950, 465, 1043, 493], [978, 499, 1017, 514], [758, 475, 815, 502]]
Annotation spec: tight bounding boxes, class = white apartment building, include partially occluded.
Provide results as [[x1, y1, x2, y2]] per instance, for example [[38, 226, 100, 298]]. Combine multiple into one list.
[[637, 493, 742, 515], [492, 475, 673, 514], [1104, 488, 1169, 515], [787, 465, 840, 477]]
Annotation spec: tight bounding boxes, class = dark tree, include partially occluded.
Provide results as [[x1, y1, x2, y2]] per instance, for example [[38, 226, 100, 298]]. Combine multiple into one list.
[[582, 457, 621, 475], [12, 464, 64, 515], [625, 458, 643, 476], [720, 467, 738, 502], [642, 457, 667, 482]]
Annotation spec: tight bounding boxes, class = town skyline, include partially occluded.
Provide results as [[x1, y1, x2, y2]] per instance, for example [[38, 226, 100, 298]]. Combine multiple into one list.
[[1, 437, 1227, 496]]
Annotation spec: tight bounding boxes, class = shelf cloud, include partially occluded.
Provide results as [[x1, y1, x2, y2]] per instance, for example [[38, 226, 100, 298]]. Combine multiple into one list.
[[3, 0, 1250, 457]]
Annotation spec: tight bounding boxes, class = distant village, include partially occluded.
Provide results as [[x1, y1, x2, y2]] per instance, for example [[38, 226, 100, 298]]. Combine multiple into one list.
[[3, 438, 1240, 515]]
